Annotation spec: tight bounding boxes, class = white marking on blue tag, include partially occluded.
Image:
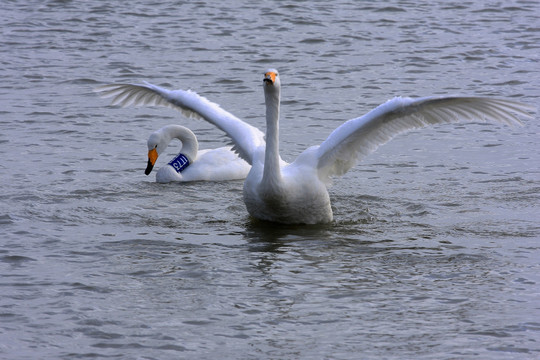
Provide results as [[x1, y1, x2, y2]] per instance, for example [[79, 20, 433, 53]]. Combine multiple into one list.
[[168, 153, 190, 173]]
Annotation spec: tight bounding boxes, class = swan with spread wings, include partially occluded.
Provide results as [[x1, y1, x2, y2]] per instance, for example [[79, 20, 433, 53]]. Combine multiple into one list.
[[96, 69, 533, 224]]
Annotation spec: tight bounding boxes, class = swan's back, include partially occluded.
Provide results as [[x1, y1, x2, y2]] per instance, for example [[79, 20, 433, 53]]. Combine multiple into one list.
[[183, 148, 250, 182]]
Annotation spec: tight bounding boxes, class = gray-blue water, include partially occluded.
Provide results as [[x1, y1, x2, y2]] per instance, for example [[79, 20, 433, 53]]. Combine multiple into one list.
[[1, 1, 539, 359]]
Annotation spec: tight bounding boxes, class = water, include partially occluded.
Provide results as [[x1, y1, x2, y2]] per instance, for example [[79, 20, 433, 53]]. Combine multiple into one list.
[[1, 0, 539, 358]]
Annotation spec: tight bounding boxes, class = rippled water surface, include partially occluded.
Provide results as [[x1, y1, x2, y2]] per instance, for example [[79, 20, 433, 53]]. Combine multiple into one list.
[[1, 0, 539, 359]]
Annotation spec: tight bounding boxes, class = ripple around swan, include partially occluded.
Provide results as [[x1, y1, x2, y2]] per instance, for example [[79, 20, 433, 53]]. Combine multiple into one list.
[[1, 0, 539, 359]]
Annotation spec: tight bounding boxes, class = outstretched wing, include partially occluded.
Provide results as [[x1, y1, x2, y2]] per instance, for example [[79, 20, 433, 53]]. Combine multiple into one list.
[[315, 96, 534, 182], [95, 82, 265, 164]]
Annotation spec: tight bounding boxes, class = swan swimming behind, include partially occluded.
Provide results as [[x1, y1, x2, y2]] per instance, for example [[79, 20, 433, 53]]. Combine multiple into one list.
[[96, 70, 534, 224], [145, 124, 250, 183]]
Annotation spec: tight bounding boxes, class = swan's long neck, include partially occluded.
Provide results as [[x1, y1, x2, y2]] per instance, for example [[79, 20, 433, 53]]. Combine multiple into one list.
[[262, 86, 282, 187], [166, 125, 199, 163]]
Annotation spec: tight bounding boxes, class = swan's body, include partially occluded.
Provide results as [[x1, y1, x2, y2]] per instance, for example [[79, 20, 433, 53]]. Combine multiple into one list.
[[145, 125, 250, 183], [97, 70, 534, 224]]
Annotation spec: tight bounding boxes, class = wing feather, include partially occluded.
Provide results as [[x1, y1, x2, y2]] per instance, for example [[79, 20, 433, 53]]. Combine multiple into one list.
[[95, 82, 265, 164], [316, 96, 534, 182]]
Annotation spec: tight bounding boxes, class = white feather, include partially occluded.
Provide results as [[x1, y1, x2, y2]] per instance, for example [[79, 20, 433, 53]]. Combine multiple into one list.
[[95, 83, 264, 164], [315, 96, 533, 182], [145, 125, 250, 183], [96, 71, 534, 224]]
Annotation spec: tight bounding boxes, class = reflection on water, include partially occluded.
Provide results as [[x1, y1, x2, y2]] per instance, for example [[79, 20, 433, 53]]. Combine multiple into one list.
[[1, 0, 539, 358]]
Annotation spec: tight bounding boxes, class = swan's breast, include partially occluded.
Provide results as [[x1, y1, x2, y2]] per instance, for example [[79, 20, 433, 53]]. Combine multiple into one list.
[[243, 166, 333, 224], [156, 165, 183, 183]]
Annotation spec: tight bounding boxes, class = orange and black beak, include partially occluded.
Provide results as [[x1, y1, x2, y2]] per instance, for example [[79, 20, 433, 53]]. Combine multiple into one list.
[[263, 71, 276, 85], [145, 148, 158, 175]]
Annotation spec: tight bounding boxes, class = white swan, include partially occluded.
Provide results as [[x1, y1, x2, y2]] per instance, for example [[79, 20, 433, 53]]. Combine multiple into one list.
[[145, 124, 250, 183], [96, 70, 534, 224]]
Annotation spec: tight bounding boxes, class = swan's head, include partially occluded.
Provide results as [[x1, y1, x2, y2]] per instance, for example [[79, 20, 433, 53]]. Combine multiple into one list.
[[145, 131, 164, 175], [263, 69, 280, 89], [144, 125, 198, 176]]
